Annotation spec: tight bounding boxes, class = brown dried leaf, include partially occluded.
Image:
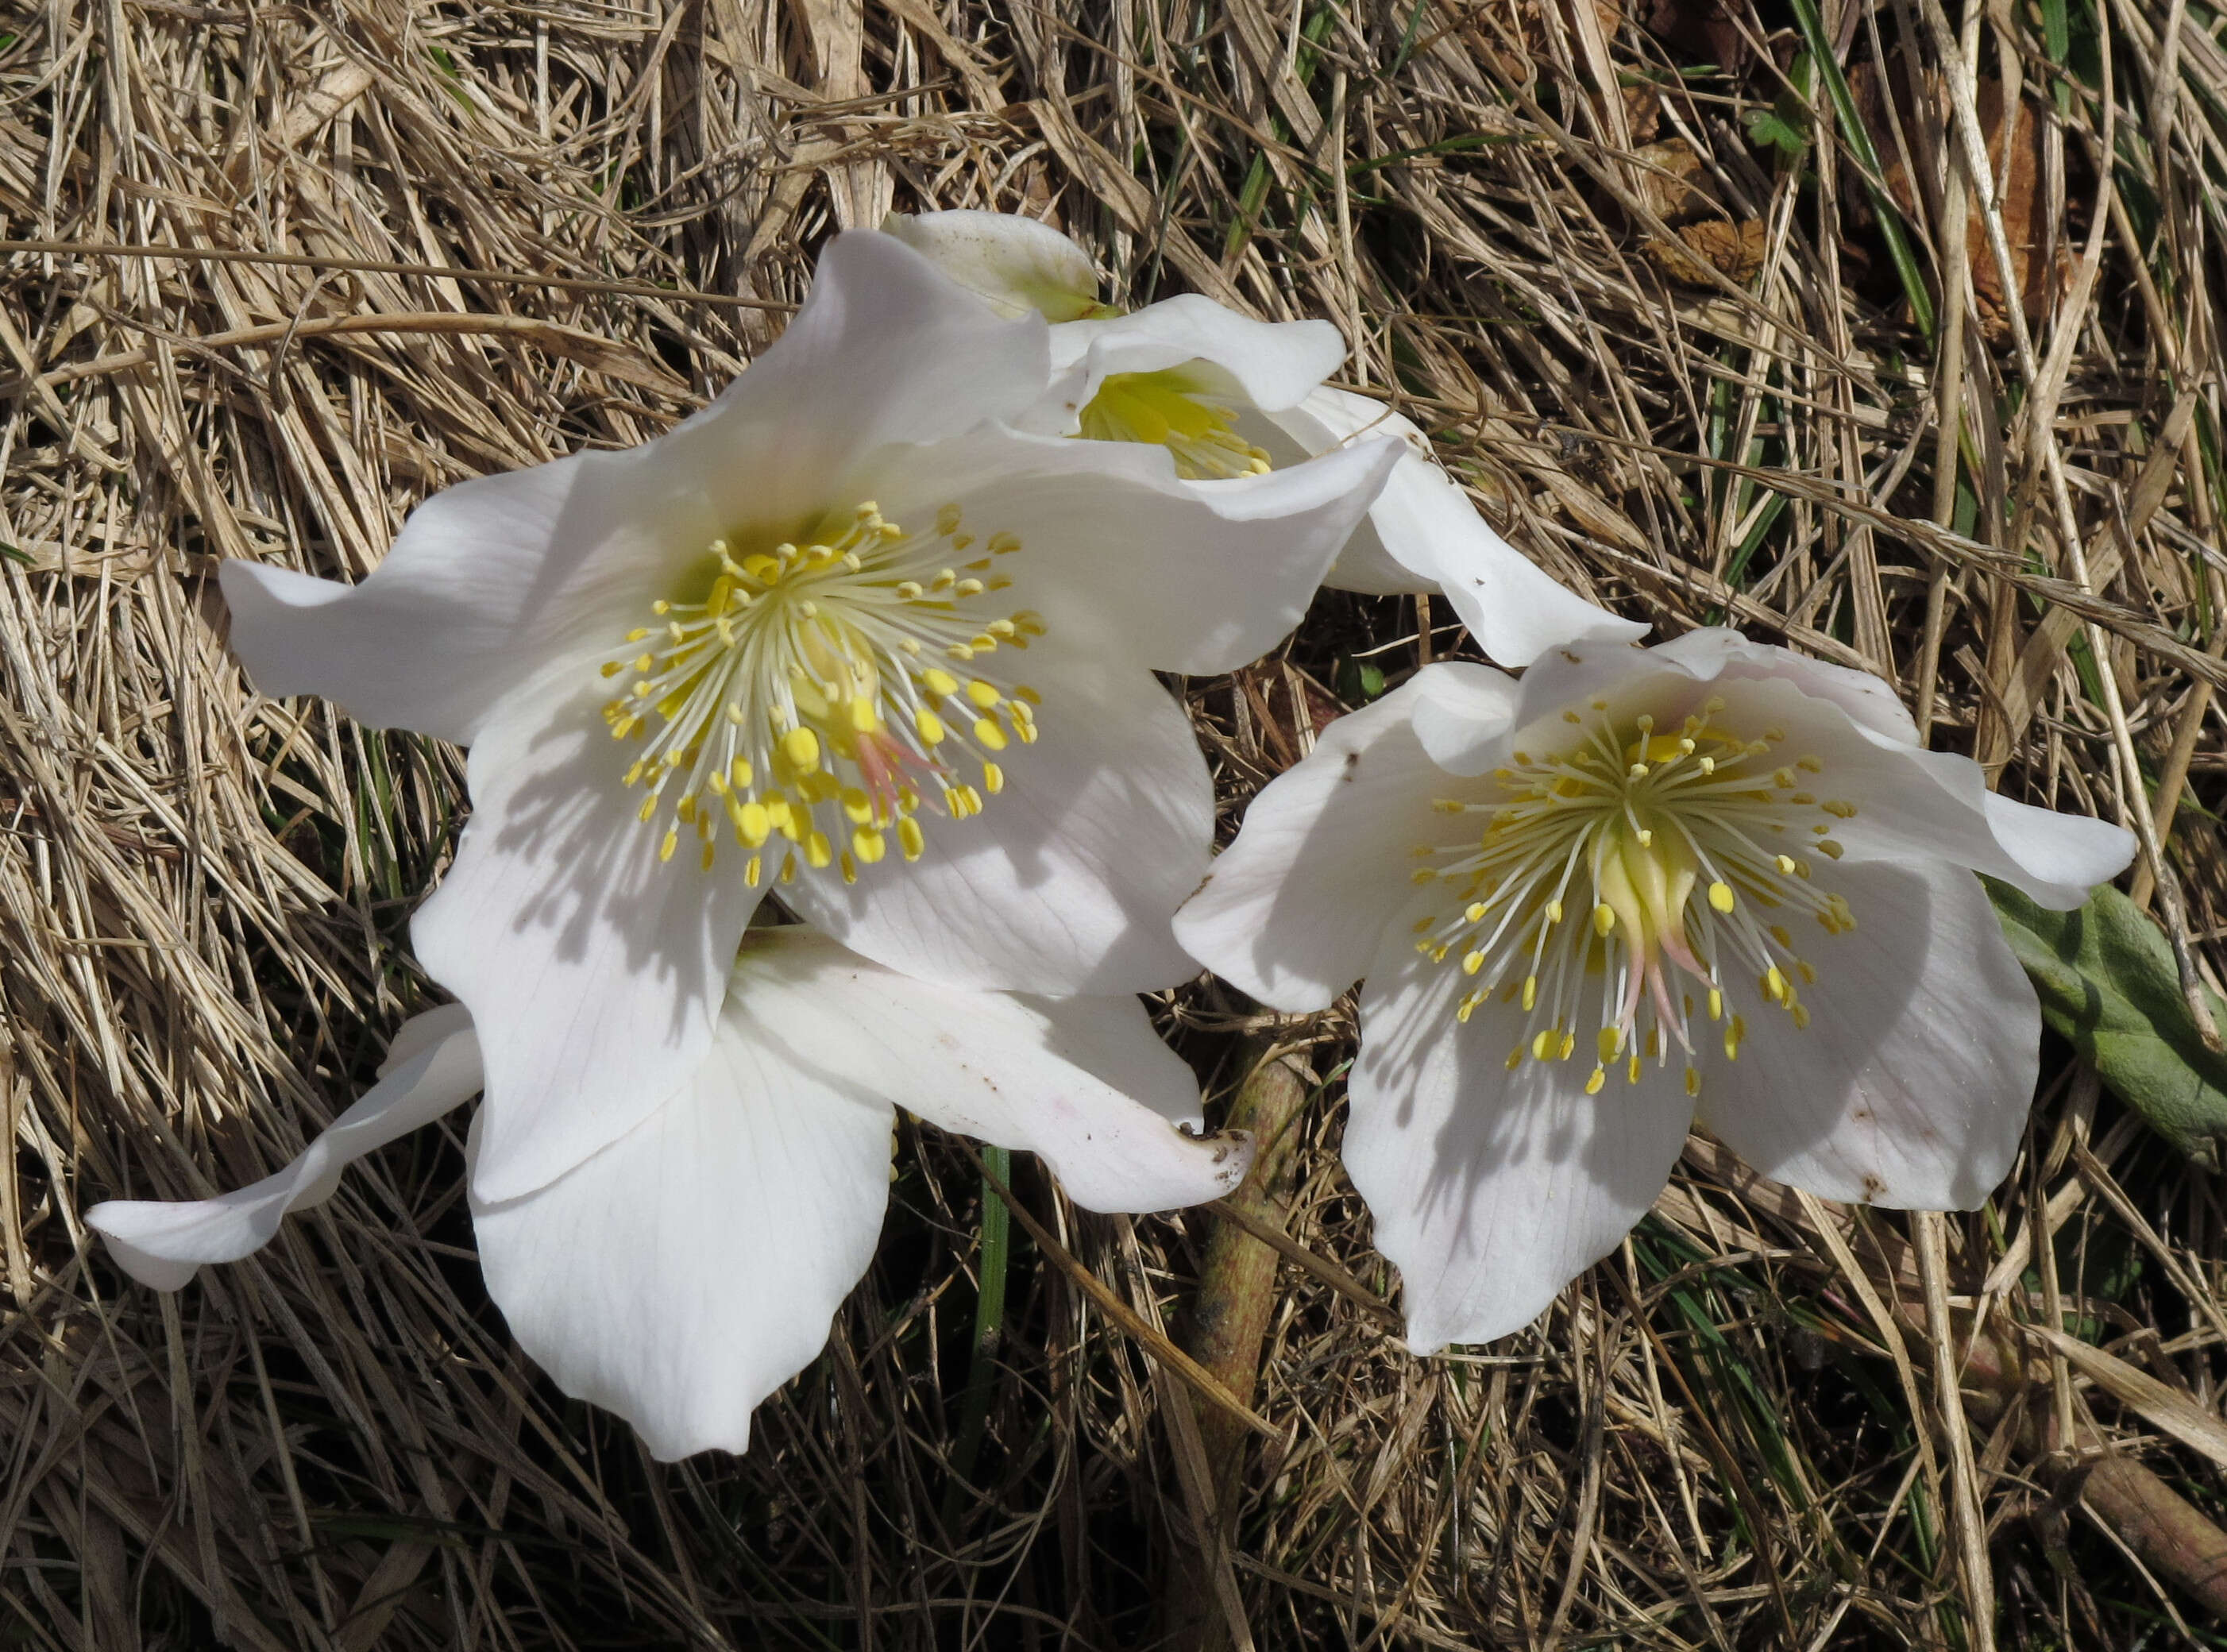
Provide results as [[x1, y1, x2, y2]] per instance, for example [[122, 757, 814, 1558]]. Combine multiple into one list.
[[1642, 218, 1768, 284]]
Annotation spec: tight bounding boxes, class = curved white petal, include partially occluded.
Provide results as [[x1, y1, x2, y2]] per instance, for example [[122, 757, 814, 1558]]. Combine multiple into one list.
[[1696, 860, 2034, 1208], [222, 232, 1047, 746], [1268, 391, 1645, 667], [882, 209, 1105, 321], [1407, 659, 1525, 774], [1040, 297, 1345, 427], [1346, 928, 1692, 1351], [86, 1007, 483, 1290], [1642, 627, 1920, 742], [727, 930, 1249, 1210], [867, 425, 1401, 677], [784, 656, 1209, 994], [413, 668, 765, 1203], [472, 996, 895, 1461], [1175, 673, 1463, 1011], [1700, 677, 2133, 909]]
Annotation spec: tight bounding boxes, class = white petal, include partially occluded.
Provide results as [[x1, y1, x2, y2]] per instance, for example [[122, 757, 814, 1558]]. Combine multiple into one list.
[[1269, 391, 1646, 667], [1702, 677, 2133, 909], [1346, 931, 1692, 1351], [1642, 627, 1920, 742], [86, 1008, 483, 1290], [726, 930, 1250, 1210], [1175, 672, 1462, 1011], [222, 231, 1047, 747], [784, 656, 1208, 994], [1696, 860, 2035, 1208], [472, 993, 896, 1461], [1978, 790, 2140, 900], [412, 668, 764, 1203], [868, 425, 1401, 677], [1042, 296, 1345, 424], [1407, 659, 1525, 774], [882, 209, 1105, 321]]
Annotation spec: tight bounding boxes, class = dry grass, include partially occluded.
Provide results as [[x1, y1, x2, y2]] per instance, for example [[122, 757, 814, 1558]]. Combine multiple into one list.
[[5, 0, 2227, 1645]]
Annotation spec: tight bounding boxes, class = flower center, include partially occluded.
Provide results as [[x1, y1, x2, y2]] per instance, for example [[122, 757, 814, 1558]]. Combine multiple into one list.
[[1075, 369, 1272, 480], [1408, 696, 1862, 1098], [598, 500, 1043, 886]]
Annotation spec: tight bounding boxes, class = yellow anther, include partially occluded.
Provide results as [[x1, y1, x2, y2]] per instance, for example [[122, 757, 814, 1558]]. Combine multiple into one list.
[[1816, 839, 1843, 859], [936, 503, 963, 536], [1461, 950, 1485, 976], [989, 531, 1021, 554], [1411, 868, 1437, 885], [779, 851, 797, 883], [701, 843, 716, 871], [1532, 1029, 1557, 1061], [1457, 994, 1480, 1023], [805, 831, 834, 870], [1723, 1021, 1742, 1060], [853, 827, 886, 864], [1594, 1027, 1622, 1063], [658, 826, 679, 863], [1762, 965, 1788, 1003], [973, 717, 1009, 751], [1797, 959, 1817, 985], [731, 800, 770, 847], [1790, 1003, 1812, 1031], [1544, 898, 1564, 924], [782, 727, 822, 771], [1684, 1066, 1700, 1098], [1769, 924, 1793, 948], [1592, 903, 1616, 936], [1822, 800, 1858, 819], [898, 817, 925, 860], [849, 696, 879, 733], [1797, 756, 1823, 773], [1645, 1027, 1662, 1060], [600, 660, 624, 678], [744, 854, 762, 887], [1707, 986, 1723, 1021], [1773, 768, 1797, 789], [923, 668, 960, 697], [1627, 1054, 1642, 1084], [1521, 975, 1538, 1012], [1708, 881, 1735, 914], [1506, 1046, 1525, 1071], [1774, 854, 1797, 875], [917, 708, 947, 744], [840, 851, 859, 884], [638, 794, 659, 823], [965, 679, 1001, 709], [1465, 902, 1489, 923], [982, 762, 1005, 794], [841, 789, 874, 825], [1585, 1067, 1607, 1095]]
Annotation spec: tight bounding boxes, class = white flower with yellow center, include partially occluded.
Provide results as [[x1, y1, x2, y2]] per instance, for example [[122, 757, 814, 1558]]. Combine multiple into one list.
[[218, 231, 1397, 1205], [1173, 629, 2135, 1349], [86, 927, 1252, 1460], [885, 208, 1646, 666]]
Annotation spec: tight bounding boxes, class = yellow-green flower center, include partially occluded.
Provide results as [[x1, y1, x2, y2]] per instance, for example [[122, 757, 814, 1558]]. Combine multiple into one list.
[[1409, 695, 1862, 1098], [598, 500, 1043, 886], [1075, 368, 1272, 480]]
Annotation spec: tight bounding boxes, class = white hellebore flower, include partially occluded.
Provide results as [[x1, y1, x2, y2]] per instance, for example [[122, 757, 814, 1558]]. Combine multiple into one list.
[[1174, 628, 2135, 1350], [218, 230, 1397, 1206], [87, 928, 1252, 1460], [885, 208, 1645, 666]]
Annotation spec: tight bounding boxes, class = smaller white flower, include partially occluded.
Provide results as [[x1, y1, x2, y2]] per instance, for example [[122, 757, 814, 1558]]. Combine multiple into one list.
[[86, 928, 1250, 1460], [884, 209, 1645, 666], [1173, 628, 2135, 1351]]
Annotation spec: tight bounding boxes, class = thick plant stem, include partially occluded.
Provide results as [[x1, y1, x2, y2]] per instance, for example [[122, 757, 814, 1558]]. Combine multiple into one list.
[[1161, 1044, 1313, 1652]]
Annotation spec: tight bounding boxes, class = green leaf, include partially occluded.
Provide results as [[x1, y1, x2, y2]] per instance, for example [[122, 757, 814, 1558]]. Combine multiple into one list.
[[1334, 655, 1387, 704], [1988, 877, 2227, 1166]]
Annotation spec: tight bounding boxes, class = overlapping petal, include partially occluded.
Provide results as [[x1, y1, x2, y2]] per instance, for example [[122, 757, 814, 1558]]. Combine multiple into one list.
[[411, 667, 765, 1202]]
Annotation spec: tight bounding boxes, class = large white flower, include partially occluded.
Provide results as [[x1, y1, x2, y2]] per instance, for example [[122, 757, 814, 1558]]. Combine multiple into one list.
[[1173, 628, 2135, 1350], [86, 927, 1250, 1460], [884, 209, 1645, 666], [219, 230, 1396, 1203]]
